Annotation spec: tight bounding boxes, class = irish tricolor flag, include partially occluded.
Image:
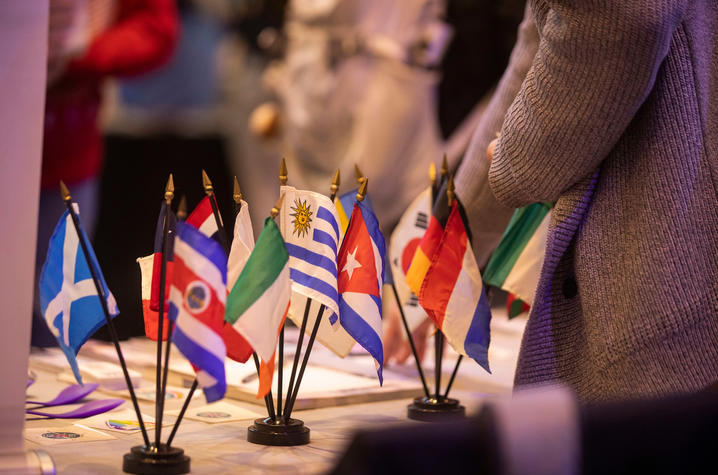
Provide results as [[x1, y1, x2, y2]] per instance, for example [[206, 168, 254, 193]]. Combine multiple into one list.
[[483, 202, 551, 314], [225, 217, 290, 398]]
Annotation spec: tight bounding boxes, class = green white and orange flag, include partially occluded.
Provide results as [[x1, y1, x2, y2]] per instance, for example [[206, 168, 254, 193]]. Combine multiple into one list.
[[483, 202, 551, 316], [225, 217, 290, 398]]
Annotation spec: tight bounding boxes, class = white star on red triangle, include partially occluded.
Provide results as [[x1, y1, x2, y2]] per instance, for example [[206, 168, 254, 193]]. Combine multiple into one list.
[[342, 246, 362, 279]]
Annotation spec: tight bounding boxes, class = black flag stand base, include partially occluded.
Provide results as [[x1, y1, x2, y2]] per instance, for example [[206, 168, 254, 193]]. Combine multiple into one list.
[[407, 396, 466, 422], [247, 417, 310, 446], [122, 444, 190, 475]]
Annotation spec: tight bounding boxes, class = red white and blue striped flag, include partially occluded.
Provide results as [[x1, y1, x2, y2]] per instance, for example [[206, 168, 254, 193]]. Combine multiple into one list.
[[338, 200, 386, 384], [187, 196, 220, 240], [168, 221, 227, 402]]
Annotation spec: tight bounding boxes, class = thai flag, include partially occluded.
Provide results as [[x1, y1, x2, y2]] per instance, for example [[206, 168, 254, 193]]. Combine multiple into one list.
[[187, 196, 220, 240], [149, 204, 176, 312], [168, 221, 227, 402], [338, 201, 386, 383]]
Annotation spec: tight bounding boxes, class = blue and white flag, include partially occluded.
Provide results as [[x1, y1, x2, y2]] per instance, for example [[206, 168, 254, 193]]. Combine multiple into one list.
[[40, 207, 118, 384], [168, 222, 227, 403], [280, 186, 357, 357]]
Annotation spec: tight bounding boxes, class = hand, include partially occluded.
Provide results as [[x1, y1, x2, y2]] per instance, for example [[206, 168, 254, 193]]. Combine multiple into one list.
[[487, 137, 498, 163], [383, 300, 432, 366]]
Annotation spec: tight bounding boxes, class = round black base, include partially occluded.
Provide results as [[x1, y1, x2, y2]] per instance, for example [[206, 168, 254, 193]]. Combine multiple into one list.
[[407, 396, 466, 422], [247, 417, 310, 446], [122, 444, 190, 475]]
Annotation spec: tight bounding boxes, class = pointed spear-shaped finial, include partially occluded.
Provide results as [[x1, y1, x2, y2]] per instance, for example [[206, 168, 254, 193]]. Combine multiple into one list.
[[177, 195, 188, 220], [330, 169, 340, 198], [165, 174, 175, 204], [354, 164, 365, 185], [429, 162, 437, 187], [233, 176, 242, 204], [201, 169, 214, 195], [447, 174, 455, 207], [356, 178, 368, 202], [441, 153, 448, 178], [271, 193, 285, 219], [60, 180, 72, 203], [279, 158, 288, 186]]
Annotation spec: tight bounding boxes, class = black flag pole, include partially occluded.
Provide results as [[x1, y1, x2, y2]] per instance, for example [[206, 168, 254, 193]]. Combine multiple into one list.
[[390, 283, 431, 398], [59, 181, 150, 447]]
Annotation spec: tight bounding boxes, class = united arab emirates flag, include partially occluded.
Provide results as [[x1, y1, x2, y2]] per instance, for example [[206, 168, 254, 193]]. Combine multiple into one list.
[[483, 202, 551, 316], [225, 217, 290, 398]]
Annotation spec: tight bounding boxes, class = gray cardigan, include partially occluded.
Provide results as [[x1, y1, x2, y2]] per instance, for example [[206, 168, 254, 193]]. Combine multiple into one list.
[[457, 0, 718, 401]]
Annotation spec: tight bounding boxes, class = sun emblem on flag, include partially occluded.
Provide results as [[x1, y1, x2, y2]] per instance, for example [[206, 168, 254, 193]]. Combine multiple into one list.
[[290, 199, 313, 238]]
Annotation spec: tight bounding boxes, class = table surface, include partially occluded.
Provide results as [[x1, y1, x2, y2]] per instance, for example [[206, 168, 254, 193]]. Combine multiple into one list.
[[25, 312, 526, 474]]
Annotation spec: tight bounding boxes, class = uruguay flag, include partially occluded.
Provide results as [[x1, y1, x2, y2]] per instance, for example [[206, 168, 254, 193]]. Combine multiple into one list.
[[40, 207, 119, 384], [338, 201, 386, 383], [168, 221, 227, 403]]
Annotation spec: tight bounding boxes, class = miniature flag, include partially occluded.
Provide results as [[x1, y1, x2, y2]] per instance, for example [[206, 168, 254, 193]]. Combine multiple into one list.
[[187, 195, 220, 240], [279, 186, 356, 357], [223, 201, 255, 363], [137, 255, 168, 341], [39, 207, 119, 384], [225, 218, 290, 398], [483, 202, 551, 310], [338, 201, 386, 383], [168, 221, 228, 403], [389, 187, 431, 331], [506, 292, 531, 318], [149, 204, 176, 311], [335, 188, 374, 234], [418, 199, 491, 372]]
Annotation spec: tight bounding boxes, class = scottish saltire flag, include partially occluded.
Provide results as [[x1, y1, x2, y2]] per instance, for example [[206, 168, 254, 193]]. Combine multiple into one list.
[[279, 186, 356, 357], [150, 204, 176, 312], [168, 222, 227, 403], [389, 187, 431, 331], [483, 202, 551, 314], [419, 199, 491, 372], [338, 201, 386, 383], [40, 208, 119, 384], [223, 201, 255, 363], [187, 196, 220, 240], [225, 218, 290, 398]]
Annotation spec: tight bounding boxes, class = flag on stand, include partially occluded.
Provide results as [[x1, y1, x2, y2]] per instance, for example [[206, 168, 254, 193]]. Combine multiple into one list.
[[225, 218, 291, 398], [335, 188, 373, 234], [483, 202, 551, 314], [168, 221, 228, 403], [137, 255, 167, 340], [418, 199, 491, 372], [39, 206, 119, 384], [223, 201, 255, 363], [149, 204, 176, 312], [338, 201, 386, 383], [389, 187, 431, 331], [187, 195, 221, 240], [506, 292, 531, 318]]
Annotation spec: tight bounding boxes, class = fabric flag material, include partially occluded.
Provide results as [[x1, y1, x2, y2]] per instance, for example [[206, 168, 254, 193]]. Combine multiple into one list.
[[405, 182, 451, 296], [149, 204, 176, 312], [39, 207, 119, 384], [137, 255, 168, 341], [279, 186, 356, 357], [187, 195, 220, 240], [418, 200, 491, 372], [223, 201, 255, 363], [335, 188, 374, 234], [389, 186, 431, 331], [225, 218, 290, 398], [483, 202, 551, 309], [507, 292, 531, 318], [338, 201, 386, 383], [168, 221, 227, 403]]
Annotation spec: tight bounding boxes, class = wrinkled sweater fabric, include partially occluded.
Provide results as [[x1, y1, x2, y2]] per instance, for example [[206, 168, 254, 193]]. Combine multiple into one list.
[[459, 0, 718, 401]]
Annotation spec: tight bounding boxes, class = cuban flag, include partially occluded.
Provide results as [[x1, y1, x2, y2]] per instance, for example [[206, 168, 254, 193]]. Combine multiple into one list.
[[40, 206, 119, 384], [168, 221, 227, 403], [338, 201, 386, 383], [187, 196, 220, 240]]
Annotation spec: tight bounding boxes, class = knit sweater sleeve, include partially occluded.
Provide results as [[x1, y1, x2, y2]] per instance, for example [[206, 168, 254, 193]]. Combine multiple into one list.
[[489, 0, 687, 208]]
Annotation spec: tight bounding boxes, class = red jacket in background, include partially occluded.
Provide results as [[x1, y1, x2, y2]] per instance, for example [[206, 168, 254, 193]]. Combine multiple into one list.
[[42, 0, 179, 189]]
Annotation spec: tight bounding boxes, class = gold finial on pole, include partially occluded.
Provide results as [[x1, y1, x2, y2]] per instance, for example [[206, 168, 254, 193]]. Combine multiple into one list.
[[201, 169, 213, 195], [356, 178, 368, 202], [440, 153, 448, 179], [177, 196, 188, 220], [279, 158, 288, 186], [330, 169, 340, 198], [270, 193, 285, 219], [164, 174, 175, 204], [233, 176, 242, 204], [60, 180, 72, 203], [354, 164, 365, 185], [429, 162, 437, 187], [447, 174, 455, 207]]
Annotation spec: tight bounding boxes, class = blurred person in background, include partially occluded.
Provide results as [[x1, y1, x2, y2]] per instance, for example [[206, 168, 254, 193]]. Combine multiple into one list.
[[32, 0, 178, 346]]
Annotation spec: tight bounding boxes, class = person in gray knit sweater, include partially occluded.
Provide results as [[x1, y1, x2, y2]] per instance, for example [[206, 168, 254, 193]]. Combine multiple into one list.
[[456, 1, 718, 401]]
